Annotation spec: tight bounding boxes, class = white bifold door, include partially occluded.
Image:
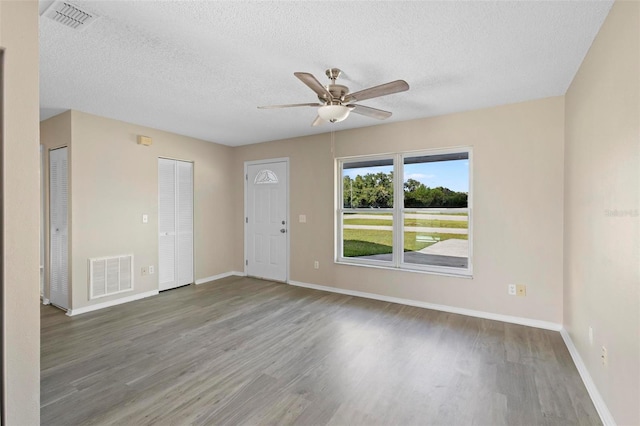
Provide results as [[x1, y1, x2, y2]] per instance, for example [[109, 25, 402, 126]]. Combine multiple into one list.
[[158, 158, 194, 291], [49, 147, 69, 309]]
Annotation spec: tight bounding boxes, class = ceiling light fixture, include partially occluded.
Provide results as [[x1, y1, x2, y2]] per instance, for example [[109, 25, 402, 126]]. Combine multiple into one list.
[[318, 105, 352, 123]]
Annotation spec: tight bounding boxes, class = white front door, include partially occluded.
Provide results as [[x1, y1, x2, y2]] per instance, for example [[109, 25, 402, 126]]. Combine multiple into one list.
[[49, 147, 69, 309], [158, 158, 194, 291], [246, 160, 288, 282]]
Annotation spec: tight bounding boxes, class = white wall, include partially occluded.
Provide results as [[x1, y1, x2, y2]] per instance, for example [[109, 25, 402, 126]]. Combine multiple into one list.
[[564, 1, 640, 424]]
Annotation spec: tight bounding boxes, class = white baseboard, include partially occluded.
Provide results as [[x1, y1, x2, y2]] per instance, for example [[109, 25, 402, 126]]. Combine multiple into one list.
[[66, 290, 159, 316], [65, 271, 246, 315], [42, 298, 50, 305], [195, 271, 245, 285], [287, 280, 562, 331], [560, 328, 616, 426]]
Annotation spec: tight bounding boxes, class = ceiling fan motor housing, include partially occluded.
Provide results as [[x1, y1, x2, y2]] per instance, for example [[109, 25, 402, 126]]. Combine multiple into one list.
[[321, 84, 350, 104], [319, 68, 349, 104]]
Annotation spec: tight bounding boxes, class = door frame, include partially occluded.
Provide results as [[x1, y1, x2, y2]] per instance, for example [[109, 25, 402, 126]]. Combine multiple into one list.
[[243, 157, 290, 282], [157, 156, 195, 291]]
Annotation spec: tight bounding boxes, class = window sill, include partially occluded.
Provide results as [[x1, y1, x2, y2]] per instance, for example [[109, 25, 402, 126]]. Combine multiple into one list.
[[335, 258, 473, 279]]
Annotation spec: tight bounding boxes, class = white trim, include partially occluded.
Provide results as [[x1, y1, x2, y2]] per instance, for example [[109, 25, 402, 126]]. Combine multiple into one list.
[[336, 147, 473, 277], [66, 290, 159, 316], [195, 271, 245, 285], [560, 328, 616, 426], [288, 280, 561, 331], [334, 259, 474, 279]]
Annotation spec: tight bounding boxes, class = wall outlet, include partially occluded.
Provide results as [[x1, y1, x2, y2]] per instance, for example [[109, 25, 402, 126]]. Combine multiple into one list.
[[516, 284, 527, 296], [508, 284, 516, 296], [314, 260, 319, 269], [142, 214, 148, 223], [601, 346, 608, 366], [588, 326, 593, 345], [141, 266, 148, 276], [149, 265, 154, 274], [299, 214, 307, 223]]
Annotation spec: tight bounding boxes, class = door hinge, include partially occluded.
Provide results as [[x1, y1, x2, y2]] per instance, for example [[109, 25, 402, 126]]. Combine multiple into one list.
[[245, 260, 248, 266], [245, 174, 248, 181], [246, 217, 248, 223]]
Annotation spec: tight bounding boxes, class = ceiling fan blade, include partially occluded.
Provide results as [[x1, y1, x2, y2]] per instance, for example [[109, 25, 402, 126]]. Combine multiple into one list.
[[294, 72, 333, 100], [345, 80, 409, 103], [311, 115, 325, 127], [348, 104, 393, 120], [258, 103, 322, 109]]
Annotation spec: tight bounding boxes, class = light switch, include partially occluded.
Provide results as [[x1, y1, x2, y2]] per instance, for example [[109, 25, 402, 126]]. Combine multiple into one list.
[[299, 214, 306, 223], [142, 214, 148, 223]]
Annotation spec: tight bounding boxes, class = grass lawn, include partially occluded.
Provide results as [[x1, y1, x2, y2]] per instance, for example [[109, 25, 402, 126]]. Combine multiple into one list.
[[344, 218, 468, 229], [343, 229, 468, 257]]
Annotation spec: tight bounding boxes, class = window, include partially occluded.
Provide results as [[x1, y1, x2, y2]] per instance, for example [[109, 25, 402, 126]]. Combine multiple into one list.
[[337, 148, 472, 276], [341, 156, 395, 265]]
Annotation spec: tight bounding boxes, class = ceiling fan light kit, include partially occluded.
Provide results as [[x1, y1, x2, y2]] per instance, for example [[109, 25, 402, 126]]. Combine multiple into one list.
[[318, 104, 352, 123], [258, 68, 409, 126]]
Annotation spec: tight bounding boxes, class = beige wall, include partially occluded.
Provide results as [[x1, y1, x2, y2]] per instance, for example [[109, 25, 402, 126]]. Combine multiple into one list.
[[1, 0, 41, 423], [40, 111, 72, 306], [234, 96, 565, 324], [564, 1, 640, 424], [56, 111, 236, 310]]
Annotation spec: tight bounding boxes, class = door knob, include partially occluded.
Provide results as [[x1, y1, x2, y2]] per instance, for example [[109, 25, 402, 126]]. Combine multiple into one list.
[[280, 229, 286, 233], [282, 220, 286, 225]]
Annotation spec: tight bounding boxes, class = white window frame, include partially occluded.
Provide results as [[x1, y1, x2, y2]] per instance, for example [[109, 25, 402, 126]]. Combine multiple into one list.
[[336, 147, 473, 277]]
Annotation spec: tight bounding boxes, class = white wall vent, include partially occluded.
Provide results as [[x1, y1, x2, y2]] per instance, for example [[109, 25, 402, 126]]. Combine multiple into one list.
[[89, 255, 134, 300], [43, 1, 99, 31]]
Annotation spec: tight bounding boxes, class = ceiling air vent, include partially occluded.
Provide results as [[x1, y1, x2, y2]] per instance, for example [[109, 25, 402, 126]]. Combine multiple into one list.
[[43, 1, 98, 31]]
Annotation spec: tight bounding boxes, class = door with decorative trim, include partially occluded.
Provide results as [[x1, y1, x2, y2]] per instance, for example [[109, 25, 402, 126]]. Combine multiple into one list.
[[245, 160, 288, 282]]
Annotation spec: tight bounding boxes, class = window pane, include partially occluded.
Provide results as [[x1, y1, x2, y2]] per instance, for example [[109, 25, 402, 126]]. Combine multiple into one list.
[[343, 160, 393, 208], [342, 212, 393, 262], [403, 153, 469, 269], [403, 156, 468, 208], [403, 210, 469, 268]]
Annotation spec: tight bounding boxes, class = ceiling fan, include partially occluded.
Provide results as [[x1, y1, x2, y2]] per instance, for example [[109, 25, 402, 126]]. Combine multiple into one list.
[[258, 68, 409, 126]]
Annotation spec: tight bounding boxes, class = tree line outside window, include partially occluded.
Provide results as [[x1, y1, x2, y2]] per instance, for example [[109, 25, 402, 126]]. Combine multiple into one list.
[[342, 173, 468, 209]]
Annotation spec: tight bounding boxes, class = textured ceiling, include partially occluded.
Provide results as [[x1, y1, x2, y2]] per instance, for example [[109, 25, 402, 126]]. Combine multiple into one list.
[[39, 0, 613, 146]]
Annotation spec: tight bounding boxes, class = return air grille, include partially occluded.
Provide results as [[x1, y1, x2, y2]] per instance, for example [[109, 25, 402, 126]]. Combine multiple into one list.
[[89, 255, 133, 300], [43, 1, 98, 31]]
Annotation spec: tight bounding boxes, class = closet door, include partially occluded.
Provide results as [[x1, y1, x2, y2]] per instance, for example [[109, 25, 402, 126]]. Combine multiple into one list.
[[158, 158, 193, 291], [49, 147, 69, 309], [176, 161, 194, 286]]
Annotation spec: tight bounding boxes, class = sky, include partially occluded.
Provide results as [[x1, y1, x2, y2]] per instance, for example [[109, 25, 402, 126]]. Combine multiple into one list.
[[343, 159, 469, 192]]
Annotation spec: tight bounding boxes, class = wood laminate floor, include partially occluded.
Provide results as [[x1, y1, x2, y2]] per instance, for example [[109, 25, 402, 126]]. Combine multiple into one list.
[[41, 276, 600, 425]]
